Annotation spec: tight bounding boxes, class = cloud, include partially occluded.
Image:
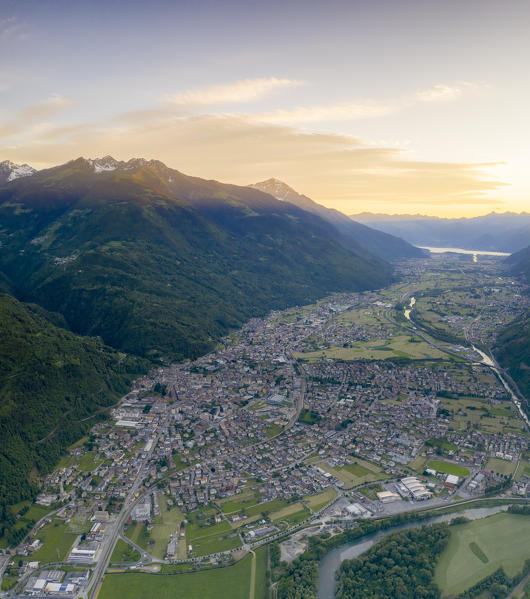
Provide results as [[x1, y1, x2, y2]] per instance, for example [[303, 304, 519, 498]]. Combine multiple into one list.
[[1, 109, 506, 216], [165, 77, 305, 106], [0, 95, 70, 139], [0, 16, 29, 41], [414, 82, 478, 103], [250, 81, 480, 124]]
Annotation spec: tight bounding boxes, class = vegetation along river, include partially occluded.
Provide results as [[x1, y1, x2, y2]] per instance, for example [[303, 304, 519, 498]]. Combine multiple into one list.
[[317, 506, 509, 599]]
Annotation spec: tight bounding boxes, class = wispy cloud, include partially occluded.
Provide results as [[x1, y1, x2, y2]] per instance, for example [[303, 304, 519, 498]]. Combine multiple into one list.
[[0, 95, 70, 139], [0, 16, 29, 41], [2, 110, 505, 215], [165, 77, 305, 106], [251, 81, 480, 124]]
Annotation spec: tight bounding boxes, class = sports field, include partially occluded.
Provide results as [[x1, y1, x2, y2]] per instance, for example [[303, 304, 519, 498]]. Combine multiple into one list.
[[98, 554, 252, 599], [427, 460, 470, 477], [435, 512, 530, 596]]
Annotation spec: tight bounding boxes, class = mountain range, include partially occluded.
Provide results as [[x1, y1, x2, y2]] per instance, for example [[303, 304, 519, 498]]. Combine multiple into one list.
[[250, 179, 424, 261], [352, 212, 530, 253], [0, 156, 396, 362]]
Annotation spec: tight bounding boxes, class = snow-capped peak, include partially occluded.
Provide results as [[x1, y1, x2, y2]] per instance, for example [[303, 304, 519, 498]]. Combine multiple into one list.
[[84, 156, 168, 174], [0, 160, 37, 184], [249, 178, 299, 202]]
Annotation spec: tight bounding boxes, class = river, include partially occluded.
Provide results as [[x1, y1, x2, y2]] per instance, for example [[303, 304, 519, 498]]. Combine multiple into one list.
[[318, 506, 509, 599]]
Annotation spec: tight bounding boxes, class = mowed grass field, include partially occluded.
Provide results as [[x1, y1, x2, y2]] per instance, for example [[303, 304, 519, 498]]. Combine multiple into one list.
[[148, 495, 185, 559], [23, 519, 78, 563], [427, 460, 470, 477], [99, 554, 252, 599], [303, 487, 337, 512], [294, 334, 448, 362], [486, 457, 517, 476], [318, 458, 383, 489], [435, 513, 530, 596]]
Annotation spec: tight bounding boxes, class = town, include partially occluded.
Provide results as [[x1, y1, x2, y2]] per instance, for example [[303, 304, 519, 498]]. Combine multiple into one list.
[[1, 255, 529, 598]]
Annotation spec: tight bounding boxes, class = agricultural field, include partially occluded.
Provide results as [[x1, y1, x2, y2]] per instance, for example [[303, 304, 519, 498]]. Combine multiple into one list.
[[435, 513, 530, 596], [294, 334, 448, 362], [269, 502, 309, 524], [99, 554, 252, 599], [21, 519, 77, 563], [485, 457, 517, 476], [253, 546, 268, 599], [318, 458, 383, 489], [186, 516, 241, 557], [427, 460, 470, 477], [438, 395, 525, 436], [124, 522, 150, 552], [220, 494, 259, 515], [303, 487, 337, 512]]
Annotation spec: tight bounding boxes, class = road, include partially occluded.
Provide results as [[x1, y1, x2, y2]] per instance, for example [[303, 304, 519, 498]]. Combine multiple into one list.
[[82, 434, 159, 599]]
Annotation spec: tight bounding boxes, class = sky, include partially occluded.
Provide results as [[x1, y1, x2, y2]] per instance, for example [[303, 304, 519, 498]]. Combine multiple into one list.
[[1, 0, 529, 217]]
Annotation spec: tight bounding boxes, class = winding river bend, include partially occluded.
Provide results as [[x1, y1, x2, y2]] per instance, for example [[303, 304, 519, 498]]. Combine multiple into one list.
[[317, 506, 509, 599]]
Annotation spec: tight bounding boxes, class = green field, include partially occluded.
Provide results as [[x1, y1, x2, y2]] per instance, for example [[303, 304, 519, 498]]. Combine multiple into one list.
[[124, 522, 150, 551], [515, 459, 530, 481], [294, 334, 448, 362], [221, 497, 259, 515], [245, 498, 288, 517], [23, 519, 77, 563], [146, 495, 185, 559], [486, 457, 517, 476], [435, 513, 530, 596], [186, 517, 241, 557], [427, 460, 470, 477], [254, 546, 268, 599], [110, 539, 141, 564], [78, 451, 103, 471], [99, 554, 252, 599], [303, 488, 337, 511], [319, 459, 383, 489]]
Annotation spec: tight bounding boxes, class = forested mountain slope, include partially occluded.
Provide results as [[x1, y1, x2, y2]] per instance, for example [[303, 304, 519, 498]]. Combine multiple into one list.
[[0, 157, 391, 362]]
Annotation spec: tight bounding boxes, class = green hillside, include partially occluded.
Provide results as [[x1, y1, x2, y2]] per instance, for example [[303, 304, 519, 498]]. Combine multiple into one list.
[[0, 293, 144, 517], [495, 246, 530, 413], [0, 157, 392, 361]]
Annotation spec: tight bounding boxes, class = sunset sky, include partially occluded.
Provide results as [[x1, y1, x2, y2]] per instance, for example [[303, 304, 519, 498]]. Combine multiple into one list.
[[1, 0, 529, 216]]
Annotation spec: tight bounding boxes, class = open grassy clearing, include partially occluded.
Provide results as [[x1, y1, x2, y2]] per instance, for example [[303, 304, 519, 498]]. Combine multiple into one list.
[[22, 519, 77, 563], [220, 496, 259, 514], [245, 498, 288, 517], [303, 487, 337, 511], [485, 457, 517, 476], [318, 460, 383, 489], [99, 554, 252, 599], [269, 502, 306, 521], [254, 546, 268, 599], [124, 522, 150, 551], [435, 513, 530, 596], [427, 460, 470, 477], [514, 459, 530, 481], [110, 539, 141, 564], [147, 494, 185, 559], [78, 451, 103, 471], [439, 395, 525, 435], [294, 333, 449, 362]]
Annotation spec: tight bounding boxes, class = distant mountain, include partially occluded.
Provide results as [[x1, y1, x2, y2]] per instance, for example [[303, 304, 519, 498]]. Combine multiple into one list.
[[250, 178, 424, 260], [505, 244, 530, 281], [0, 292, 144, 515], [351, 212, 530, 253], [0, 157, 391, 362], [494, 245, 530, 414], [0, 160, 36, 185]]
